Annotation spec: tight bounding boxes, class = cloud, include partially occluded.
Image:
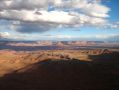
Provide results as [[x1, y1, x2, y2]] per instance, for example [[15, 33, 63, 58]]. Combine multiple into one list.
[[1, 32, 119, 41], [6, 10, 108, 33], [45, 34, 119, 40], [0, 10, 76, 24], [0, 32, 31, 40], [0, 32, 10, 39], [54, 0, 110, 18], [11, 22, 57, 33], [0, 0, 48, 10], [0, 0, 118, 34], [95, 34, 119, 39], [110, 22, 119, 29]]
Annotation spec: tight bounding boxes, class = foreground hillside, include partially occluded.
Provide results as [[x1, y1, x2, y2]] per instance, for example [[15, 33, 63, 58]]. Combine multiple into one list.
[[0, 59, 119, 90], [0, 50, 119, 90]]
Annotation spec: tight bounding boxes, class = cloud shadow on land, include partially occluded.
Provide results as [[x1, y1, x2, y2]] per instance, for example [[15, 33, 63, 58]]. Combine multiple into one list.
[[0, 59, 119, 90]]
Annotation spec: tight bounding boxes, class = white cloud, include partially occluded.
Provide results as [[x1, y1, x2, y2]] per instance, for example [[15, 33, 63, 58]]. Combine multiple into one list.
[[0, 0, 48, 10], [1, 32, 119, 41], [0, 32, 10, 38], [0, 0, 118, 34], [54, 0, 110, 18], [47, 34, 72, 39]]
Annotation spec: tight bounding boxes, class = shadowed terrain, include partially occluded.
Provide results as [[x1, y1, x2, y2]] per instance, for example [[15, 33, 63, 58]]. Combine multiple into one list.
[[0, 58, 119, 90], [0, 49, 119, 90]]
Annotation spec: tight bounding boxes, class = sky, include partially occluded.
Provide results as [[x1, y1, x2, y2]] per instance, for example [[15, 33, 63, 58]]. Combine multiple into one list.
[[0, 0, 119, 41]]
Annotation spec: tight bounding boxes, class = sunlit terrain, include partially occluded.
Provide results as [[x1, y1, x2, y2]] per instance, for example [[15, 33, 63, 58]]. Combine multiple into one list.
[[0, 41, 119, 90]]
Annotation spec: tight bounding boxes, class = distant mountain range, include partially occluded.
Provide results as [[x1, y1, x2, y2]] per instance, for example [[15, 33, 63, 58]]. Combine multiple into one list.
[[0, 41, 119, 46]]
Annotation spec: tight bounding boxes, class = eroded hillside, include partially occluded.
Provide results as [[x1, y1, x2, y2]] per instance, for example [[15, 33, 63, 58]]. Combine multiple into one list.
[[0, 49, 118, 77]]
